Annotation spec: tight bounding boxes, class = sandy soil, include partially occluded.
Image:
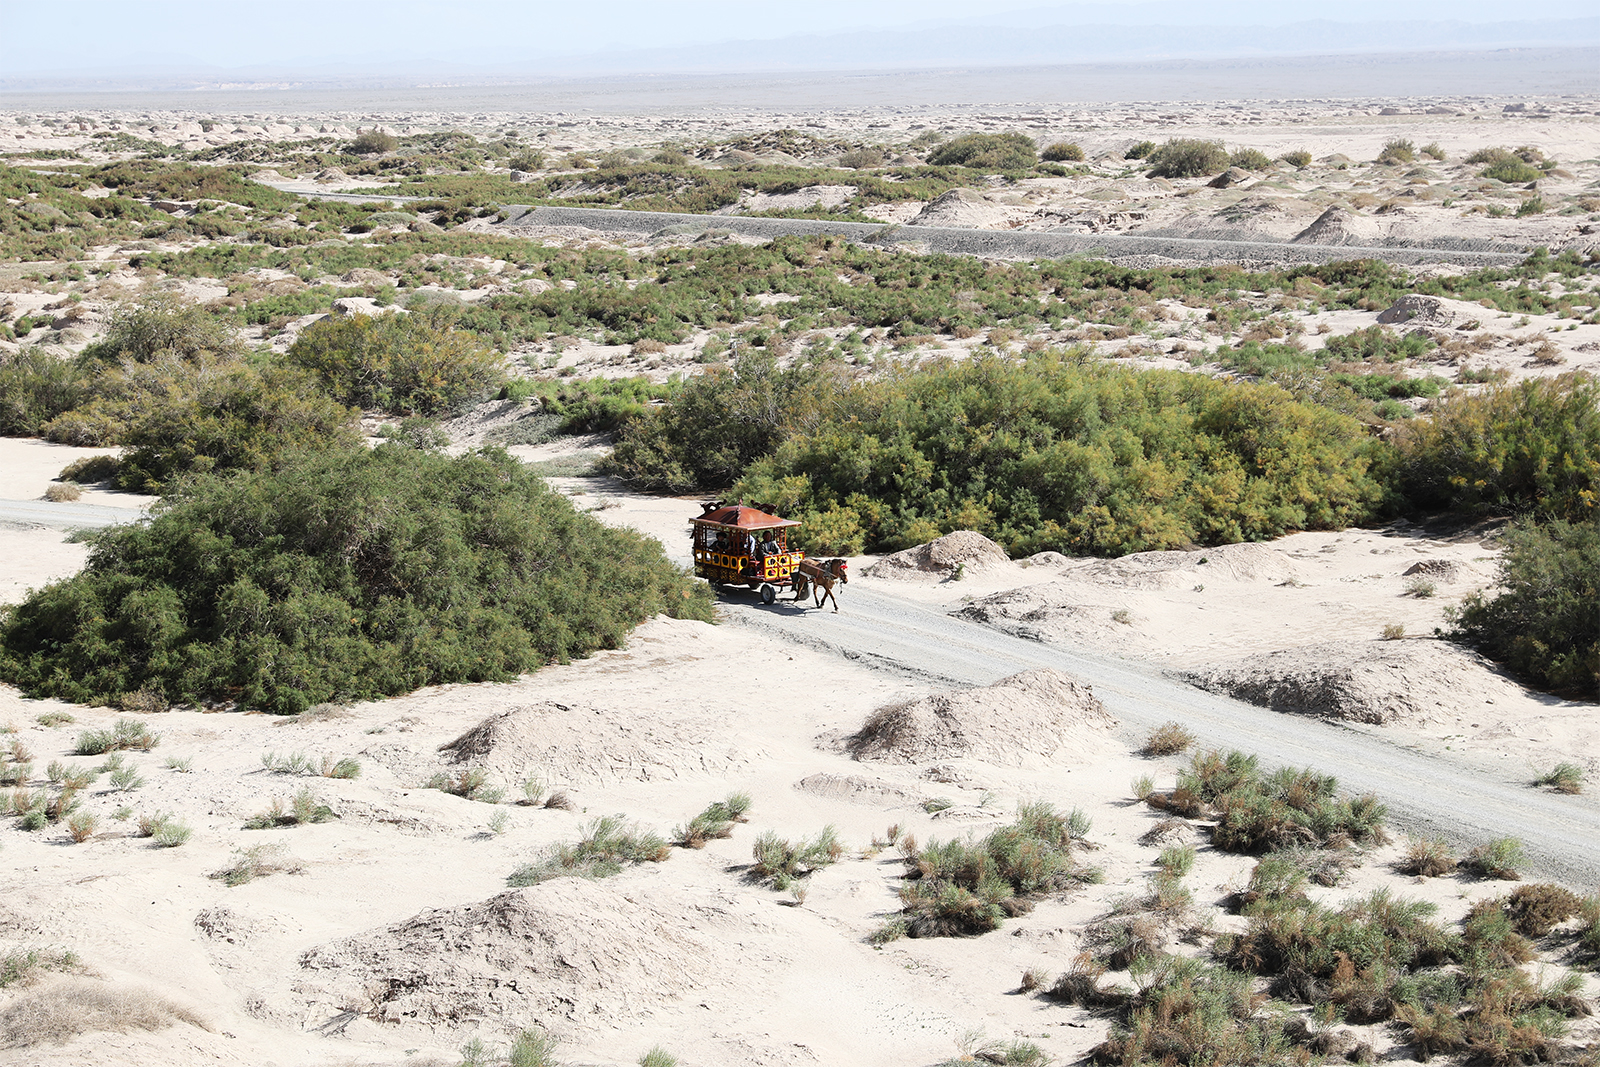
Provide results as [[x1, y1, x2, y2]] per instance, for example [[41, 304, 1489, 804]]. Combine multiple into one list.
[[0, 435, 1596, 1065]]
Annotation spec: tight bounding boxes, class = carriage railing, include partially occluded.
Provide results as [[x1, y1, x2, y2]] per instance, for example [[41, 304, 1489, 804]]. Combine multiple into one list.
[[693, 548, 804, 581]]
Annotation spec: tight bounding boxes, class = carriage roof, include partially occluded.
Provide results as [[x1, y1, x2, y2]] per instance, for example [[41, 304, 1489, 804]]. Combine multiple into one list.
[[690, 504, 801, 532]]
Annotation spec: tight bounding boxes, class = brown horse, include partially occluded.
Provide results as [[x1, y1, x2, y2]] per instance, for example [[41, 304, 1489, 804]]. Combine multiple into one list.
[[794, 558, 849, 612]]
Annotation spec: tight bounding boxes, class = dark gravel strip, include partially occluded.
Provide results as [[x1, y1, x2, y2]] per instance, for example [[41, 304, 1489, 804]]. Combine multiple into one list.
[[503, 204, 1530, 268]]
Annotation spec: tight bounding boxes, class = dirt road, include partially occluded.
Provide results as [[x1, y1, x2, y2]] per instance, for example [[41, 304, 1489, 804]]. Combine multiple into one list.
[[720, 583, 1600, 886]]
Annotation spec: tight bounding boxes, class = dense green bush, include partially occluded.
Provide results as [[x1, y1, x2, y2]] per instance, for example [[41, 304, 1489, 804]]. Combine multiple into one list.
[[606, 352, 843, 492], [43, 355, 358, 492], [350, 130, 398, 155], [1280, 149, 1312, 168], [718, 355, 1389, 556], [1451, 518, 1598, 695], [1396, 375, 1598, 522], [1377, 139, 1416, 165], [0, 447, 712, 714], [286, 309, 506, 415], [1124, 141, 1157, 160], [1040, 142, 1085, 163], [925, 133, 1036, 170], [1228, 148, 1272, 171], [1481, 159, 1543, 184], [1145, 139, 1229, 179], [0, 349, 91, 436]]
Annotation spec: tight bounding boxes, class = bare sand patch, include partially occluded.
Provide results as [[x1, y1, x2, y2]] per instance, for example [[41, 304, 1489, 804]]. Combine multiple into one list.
[[844, 668, 1117, 767]]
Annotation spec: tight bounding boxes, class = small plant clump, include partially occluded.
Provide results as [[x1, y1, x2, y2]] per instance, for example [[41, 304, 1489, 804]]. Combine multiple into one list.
[[1377, 138, 1416, 165], [507, 815, 670, 886], [750, 826, 844, 890], [1041, 142, 1085, 162], [672, 792, 752, 849], [1145, 750, 1388, 855], [1141, 721, 1195, 757], [1145, 138, 1229, 178], [427, 768, 505, 804], [74, 719, 159, 755], [1398, 836, 1457, 877], [1463, 836, 1527, 881], [1534, 762, 1584, 794], [244, 787, 335, 829], [889, 803, 1100, 938], [212, 842, 302, 886]]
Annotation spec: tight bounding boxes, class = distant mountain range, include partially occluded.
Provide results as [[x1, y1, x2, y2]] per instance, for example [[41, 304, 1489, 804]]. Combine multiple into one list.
[[3, 13, 1598, 92]]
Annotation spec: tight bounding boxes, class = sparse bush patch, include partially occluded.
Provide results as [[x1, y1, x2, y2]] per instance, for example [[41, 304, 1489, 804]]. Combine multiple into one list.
[[507, 815, 670, 886], [1534, 762, 1584, 794], [1464, 837, 1527, 881]]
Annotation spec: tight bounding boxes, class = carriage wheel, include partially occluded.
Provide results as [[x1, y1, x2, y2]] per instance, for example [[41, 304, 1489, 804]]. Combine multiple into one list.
[[760, 584, 777, 605]]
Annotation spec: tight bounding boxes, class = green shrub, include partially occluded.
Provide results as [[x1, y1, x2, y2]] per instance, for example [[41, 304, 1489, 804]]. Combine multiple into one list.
[[673, 792, 752, 848], [350, 130, 398, 155], [1, 447, 712, 715], [1124, 141, 1157, 160], [57, 454, 120, 484], [1280, 149, 1312, 168], [1149, 750, 1387, 854], [80, 295, 246, 367], [1377, 139, 1416, 165], [212, 842, 299, 885], [926, 133, 1036, 170], [1228, 148, 1272, 171], [1516, 195, 1545, 217], [0, 350, 92, 436], [1481, 159, 1543, 183], [1421, 142, 1446, 161], [286, 310, 506, 416], [1398, 376, 1599, 523], [1146, 139, 1229, 178], [1449, 517, 1598, 694], [720, 355, 1388, 557], [1041, 142, 1085, 162], [43, 354, 358, 492]]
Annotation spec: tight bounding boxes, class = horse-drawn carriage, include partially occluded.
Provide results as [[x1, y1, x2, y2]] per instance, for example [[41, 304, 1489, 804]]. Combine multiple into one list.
[[691, 501, 846, 610]]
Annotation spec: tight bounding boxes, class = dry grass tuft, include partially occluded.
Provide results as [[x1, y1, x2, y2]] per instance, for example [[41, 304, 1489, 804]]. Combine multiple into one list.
[[0, 981, 208, 1046], [1140, 721, 1195, 758]]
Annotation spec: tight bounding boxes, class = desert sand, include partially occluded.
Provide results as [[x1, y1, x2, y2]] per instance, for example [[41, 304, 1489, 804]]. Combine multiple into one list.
[[1, 88, 1598, 1066], [2, 431, 1596, 1066]]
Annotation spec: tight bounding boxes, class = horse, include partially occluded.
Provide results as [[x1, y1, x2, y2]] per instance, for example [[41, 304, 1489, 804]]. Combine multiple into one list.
[[794, 558, 849, 612]]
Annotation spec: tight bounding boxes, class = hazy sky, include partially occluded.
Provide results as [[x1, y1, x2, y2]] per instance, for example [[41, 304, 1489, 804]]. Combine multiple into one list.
[[2, 0, 1594, 73]]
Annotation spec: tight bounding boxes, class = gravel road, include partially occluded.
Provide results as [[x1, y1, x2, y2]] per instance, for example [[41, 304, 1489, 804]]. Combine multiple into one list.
[[503, 205, 1531, 268], [0, 497, 147, 530], [720, 584, 1600, 886]]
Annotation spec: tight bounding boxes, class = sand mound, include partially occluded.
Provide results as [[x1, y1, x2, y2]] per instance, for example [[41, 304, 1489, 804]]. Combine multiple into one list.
[[794, 772, 920, 806], [1064, 542, 1298, 590], [1378, 295, 1456, 328], [907, 189, 1007, 228], [1293, 206, 1377, 245], [439, 698, 755, 784], [864, 531, 1011, 581], [952, 586, 1142, 653], [846, 669, 1116, 766], [1181, 640, 1535, 725], [293, 880, 722, 1030]]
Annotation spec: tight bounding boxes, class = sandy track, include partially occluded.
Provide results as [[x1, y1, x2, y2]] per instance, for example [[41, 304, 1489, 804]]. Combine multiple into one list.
[[502, 205, 1531, 268], [721, 584, 1600, 887]]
